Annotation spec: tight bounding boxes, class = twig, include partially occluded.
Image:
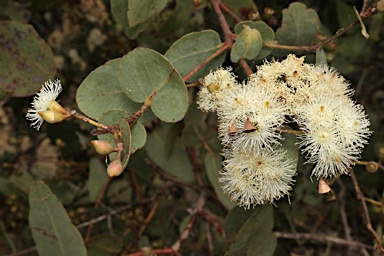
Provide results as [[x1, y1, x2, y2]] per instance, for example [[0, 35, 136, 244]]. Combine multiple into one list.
[[219, 2, 242, 23], [205, 221, 214, 256], [264, 2, 379, 53], [70, 110, 109, 130], [349, 168, 384, 254], [171, 194, 206, 251], [137, 201, 159, 238], [128, 167, 143, 201], [274, 231, 374, 250], [336, 179, 352, 242], [85, 177, 112, 241], [239, 59, 253, 77]]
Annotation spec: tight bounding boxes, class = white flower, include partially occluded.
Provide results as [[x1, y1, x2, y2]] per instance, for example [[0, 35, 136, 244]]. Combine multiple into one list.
[[26, 79, 67, 130], [197, 67, 238, 112], [217, 84, 287, 154], [220, 149, 296, 208], [297, 96, 371, 178]]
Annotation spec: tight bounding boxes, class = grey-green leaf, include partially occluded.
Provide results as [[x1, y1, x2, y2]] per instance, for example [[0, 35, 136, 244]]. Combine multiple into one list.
[[145, 124, 194, 182], [128, 0, 170, 27], [119, 47, 188, 123], [131, 123, 147, 153], [225, 205, 277, 256], [165, 30, 226, 82], [204, 152, 237, 210], [274, 2, 321, 56], [29, 180, 87, 256], [234, 21, 275, 59], [231, 25, 262, 63], [0, 21, 56, 97], [76, 58, 142, 121], [88, 158, 109, 203]]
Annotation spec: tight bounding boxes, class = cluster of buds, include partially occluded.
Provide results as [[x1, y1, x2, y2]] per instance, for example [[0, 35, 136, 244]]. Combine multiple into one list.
[[197, 55, 371, 209]]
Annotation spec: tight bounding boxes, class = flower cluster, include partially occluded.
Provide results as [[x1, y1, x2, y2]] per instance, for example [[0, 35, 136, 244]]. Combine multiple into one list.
[[197, 55, 371, 208]]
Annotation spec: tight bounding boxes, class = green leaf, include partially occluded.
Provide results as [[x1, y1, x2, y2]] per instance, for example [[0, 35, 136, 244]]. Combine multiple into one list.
[[224, 205, 277, 256], [234, 21, 275, 59], [0, 21, 56, 97], [119, 47, 188, 123], [158, 1, 194, 36], [110, 0, 128, 27], [165, 30, 226, 82], [98, 109, 132, 169], [119, 118, 132, 169], [29, 180, 87, 256], [131, 123, 147, 153], [204, 152, 237, 210], [88, 158, 109, 203], [274, 2, 321, 56], [76, 58, 142, 121], [128, 0, 170, 27], [230, 25, 262, 63], [86, 234, 123, 254], [145, 124, 194, 182], [336, 0, 357, 33]]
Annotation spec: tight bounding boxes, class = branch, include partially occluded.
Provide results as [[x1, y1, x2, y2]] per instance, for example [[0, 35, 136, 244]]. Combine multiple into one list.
[[274, 231, 374, 250], [349, 168, 384, 254]]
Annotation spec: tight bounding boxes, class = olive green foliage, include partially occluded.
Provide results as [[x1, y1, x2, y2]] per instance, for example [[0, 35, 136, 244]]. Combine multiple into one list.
[[0, 0, 384, 255]]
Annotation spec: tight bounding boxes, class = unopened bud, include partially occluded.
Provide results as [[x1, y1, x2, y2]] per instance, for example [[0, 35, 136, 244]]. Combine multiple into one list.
[[38, 110, 70, 124], [107, 159, 123, 177], [208, 83, 220, 93], [91, 140, 115, 155], [366, 161, 379, 173], [378, 0, 384, 13], [47, 100, 68, 115]]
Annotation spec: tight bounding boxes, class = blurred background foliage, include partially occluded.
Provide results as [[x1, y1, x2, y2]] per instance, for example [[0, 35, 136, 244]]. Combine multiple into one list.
[[0, 0, 384, 255]]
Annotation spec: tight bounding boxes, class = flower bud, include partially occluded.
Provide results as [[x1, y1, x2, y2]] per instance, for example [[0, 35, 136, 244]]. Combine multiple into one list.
[[107, 159, 123, 177], [378, 0, 384, 13], [91, 140, 115, 155], [38, 110, 70, 124], [208, 83, 220, 93], [366, 161, 379, 173], [47, 100, 69, 115]]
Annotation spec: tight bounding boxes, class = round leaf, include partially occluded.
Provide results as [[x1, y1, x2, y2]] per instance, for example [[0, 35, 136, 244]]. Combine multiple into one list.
[[0, 21, 56, 97], [119, 47, 188, 123], [76, 58, 142, 121], [230, 25, 262, 63], [165, 30, 226, 82], [234, 21, 275, 59], [131, 123, 147, 153], [128, 0, 170, 27]]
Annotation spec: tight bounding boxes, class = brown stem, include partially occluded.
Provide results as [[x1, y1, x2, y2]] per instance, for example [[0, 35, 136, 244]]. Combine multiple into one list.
[[349, 168, 384, 254], [274, 231, 373, 250], [70, 110, 109, 130], [264, 3, 378, 53], [125, 104, 150, 124], [239, 59, 253, 77], [182, 43, 229, 82], [128, 167, 143, 201], [219, 2, 242, 23]]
